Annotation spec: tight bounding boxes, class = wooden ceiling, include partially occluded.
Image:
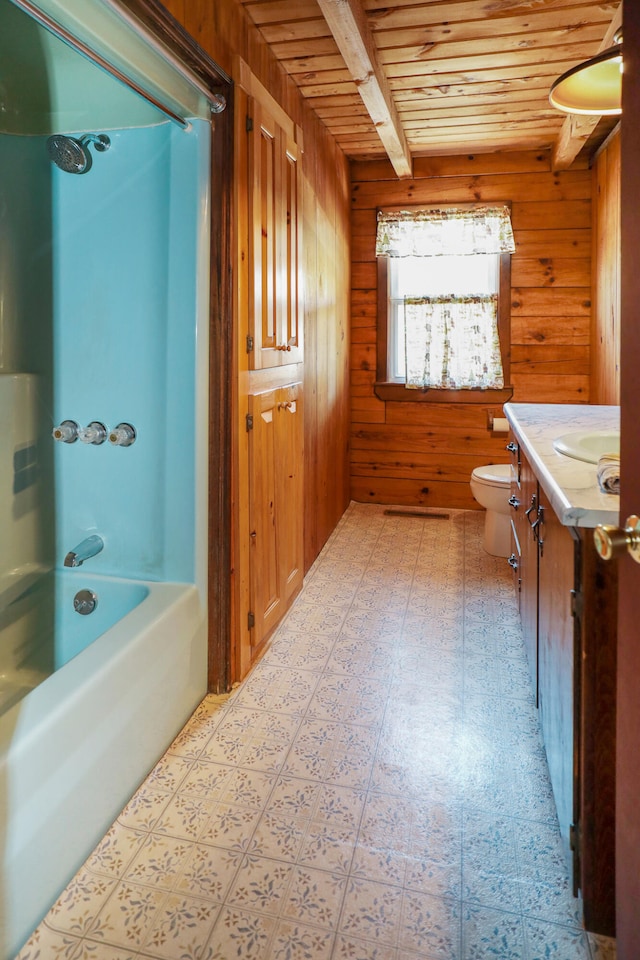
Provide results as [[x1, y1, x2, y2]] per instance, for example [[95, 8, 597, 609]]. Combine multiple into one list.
[[239, 0, 621, 175]]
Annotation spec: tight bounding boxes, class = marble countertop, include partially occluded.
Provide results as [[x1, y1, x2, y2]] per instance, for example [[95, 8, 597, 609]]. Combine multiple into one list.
[[503, 402, 620, 528]]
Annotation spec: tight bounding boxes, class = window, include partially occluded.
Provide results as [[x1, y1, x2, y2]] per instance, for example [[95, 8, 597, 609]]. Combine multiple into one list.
[[375, 205, 515, 402]]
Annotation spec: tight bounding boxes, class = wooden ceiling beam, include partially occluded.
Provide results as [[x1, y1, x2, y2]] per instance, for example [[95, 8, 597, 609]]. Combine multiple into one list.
[[552, 3, 622, 170], [315, 0, 413, 178]]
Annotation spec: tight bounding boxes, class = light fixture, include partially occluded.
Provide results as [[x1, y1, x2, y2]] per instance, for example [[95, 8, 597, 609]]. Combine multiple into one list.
[[549, 36, 622, 116]]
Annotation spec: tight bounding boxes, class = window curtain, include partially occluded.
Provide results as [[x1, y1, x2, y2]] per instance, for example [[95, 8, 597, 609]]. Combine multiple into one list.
[[375, 205, 516, 258], [404, 294, 504, 389], [376, 206, 514, 389]]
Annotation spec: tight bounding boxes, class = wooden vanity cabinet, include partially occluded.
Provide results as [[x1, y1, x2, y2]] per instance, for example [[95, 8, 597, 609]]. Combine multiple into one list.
[[510, 440, 617, 937]]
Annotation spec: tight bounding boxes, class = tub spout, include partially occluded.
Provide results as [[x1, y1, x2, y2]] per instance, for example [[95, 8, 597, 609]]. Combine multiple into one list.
[[64, 535, 104, 568]]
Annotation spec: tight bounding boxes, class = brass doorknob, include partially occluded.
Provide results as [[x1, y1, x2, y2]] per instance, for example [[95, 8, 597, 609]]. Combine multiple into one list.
[[594, 515, 640, 563]]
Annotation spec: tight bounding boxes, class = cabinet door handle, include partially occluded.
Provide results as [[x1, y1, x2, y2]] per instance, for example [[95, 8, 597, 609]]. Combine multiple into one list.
[[507, 553, 519, 570], [508, 495, 520, 510], [506, 441, 517, 453], [525, 494, 538, 524], [275, 344, 292, 351], [532, 505, 545, 555]]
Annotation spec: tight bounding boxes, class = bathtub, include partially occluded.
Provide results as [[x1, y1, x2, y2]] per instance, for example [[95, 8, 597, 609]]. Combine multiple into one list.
[[0, 573, 207, 959]]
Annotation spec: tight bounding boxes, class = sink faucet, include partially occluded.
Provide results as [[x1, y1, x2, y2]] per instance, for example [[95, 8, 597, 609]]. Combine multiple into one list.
[[64, 535, 104, 568]]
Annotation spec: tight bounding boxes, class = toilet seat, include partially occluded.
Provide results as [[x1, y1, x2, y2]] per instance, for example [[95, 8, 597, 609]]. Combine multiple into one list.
[[471, 463, 511, 488]]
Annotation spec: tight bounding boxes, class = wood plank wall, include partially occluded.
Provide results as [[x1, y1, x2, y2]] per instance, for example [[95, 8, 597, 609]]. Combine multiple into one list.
[[592, 129, 621, 405], [350, 150, 592, 509], [163, 0, 351, 572]]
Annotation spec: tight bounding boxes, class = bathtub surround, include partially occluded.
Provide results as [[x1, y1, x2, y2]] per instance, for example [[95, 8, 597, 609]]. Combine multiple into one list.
[[15, 506, 615, 960], [52, 116, 209, 584], [0, 0, 229, 955], [0, 579, 204, 960]]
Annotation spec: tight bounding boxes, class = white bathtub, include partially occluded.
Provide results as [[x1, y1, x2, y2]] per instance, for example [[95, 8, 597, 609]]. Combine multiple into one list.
[[0, 573, 207, 959]]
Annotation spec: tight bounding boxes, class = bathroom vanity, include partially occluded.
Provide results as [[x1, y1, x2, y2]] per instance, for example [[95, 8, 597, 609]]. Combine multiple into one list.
[[504, 403, 619, 937]]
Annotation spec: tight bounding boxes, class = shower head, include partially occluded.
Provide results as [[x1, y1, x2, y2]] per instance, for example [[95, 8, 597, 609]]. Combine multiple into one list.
[[46, 133, 110, 174]]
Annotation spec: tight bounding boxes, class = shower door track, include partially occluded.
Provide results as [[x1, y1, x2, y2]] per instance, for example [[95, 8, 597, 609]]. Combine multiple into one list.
[[10, 0, 192, 128]]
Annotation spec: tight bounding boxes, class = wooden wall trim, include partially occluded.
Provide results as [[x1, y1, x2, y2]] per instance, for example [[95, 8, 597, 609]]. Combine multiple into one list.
[[233, 55, 296, 141], [208, 95, 234, 693], [375, 256, 388, 383], [121, 0, 231, 86]]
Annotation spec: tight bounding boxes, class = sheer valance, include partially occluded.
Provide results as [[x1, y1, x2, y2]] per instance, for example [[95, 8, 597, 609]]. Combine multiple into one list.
[[376, 205, 516, 258], [404, 295, 504, 390]]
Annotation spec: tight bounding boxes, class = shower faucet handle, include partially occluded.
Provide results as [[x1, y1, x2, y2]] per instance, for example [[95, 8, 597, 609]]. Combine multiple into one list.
[[108, 423, 136, 447], [78, 421, 107, 445], [52, 420, 79, 443]]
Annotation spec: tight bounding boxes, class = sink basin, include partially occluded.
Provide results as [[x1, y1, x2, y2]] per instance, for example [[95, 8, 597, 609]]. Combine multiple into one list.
[[553, 430, 620, 464]]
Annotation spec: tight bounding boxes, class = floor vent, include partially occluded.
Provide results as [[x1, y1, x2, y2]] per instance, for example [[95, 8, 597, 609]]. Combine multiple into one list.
[[383, 508, 450, 520]]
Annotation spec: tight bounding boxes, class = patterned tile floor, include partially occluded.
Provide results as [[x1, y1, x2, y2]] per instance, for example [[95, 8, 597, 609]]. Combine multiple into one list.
[[16, 504, 617, 960]]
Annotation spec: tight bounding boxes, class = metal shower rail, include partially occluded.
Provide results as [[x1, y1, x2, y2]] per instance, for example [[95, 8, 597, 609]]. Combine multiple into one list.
[[10, 0, 191, 128]]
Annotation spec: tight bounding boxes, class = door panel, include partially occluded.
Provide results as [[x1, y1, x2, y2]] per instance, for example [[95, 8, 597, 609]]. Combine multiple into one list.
[[247, 100, 303, 369], [249, 104, 279, 365], [277, 383, 304, 606], [617, 7, 640, 954], [283, 136, 303, 360], [247, 384, 304, 653], [248, 391, 281, 647]]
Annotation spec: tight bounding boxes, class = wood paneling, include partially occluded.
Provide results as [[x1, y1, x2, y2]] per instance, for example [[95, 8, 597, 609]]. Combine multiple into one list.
[[350, 475, 476, 509], [350, 150, 592, 508], [163, 0, 351, 681], [592, 129, 621, 404], [238, 0, 619, 163]]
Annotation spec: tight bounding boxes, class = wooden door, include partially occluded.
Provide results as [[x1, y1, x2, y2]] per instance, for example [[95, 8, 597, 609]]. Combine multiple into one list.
[[248, 390, 282, 648], [578, 531, 617, 935], [537, 487, 578, 876], [617, 6, 640, 954], [247, 384, 304, 652], [247, 100, 303, 369]]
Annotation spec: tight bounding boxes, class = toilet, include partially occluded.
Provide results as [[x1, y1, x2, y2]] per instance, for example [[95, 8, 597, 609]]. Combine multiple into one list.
[[470, 463, 512, 557]]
